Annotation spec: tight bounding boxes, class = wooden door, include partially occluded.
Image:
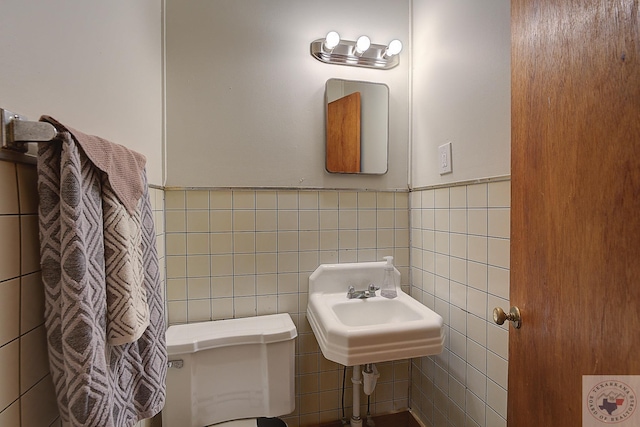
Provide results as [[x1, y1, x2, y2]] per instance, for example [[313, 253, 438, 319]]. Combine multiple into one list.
[[326, 92, 361, 173], [509, 0, 640, 425]]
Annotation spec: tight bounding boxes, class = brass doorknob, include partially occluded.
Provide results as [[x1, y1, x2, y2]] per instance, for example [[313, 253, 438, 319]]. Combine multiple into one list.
[[493, 306, 522, 329]]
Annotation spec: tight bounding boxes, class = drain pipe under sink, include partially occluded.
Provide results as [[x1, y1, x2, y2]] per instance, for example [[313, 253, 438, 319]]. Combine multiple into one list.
[[351, 363, 380, 426], [351, 365, 363, 427]]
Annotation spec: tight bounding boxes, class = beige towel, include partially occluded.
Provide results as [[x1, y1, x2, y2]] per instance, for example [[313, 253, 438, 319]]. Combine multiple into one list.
[[101, 175, 150, 344]]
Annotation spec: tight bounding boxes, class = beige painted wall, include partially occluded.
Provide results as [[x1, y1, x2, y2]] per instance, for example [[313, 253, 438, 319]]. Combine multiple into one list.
[[165, 0, 410, 190], [411, 0, 511, 188], [0, 1, 164, 185], [0, 0, 509, 191]]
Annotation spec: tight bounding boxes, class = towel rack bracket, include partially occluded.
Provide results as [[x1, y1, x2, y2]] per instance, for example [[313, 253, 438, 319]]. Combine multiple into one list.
[[2, 108, 28, 152], [1, 108, 57, 153]]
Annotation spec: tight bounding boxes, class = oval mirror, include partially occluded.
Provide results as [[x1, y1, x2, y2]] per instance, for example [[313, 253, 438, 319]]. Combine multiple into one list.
[[325, 79, 389, 174]]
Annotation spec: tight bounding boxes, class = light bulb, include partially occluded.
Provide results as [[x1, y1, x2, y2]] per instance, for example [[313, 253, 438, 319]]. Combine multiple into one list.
[[385, 39, 403, 57], [355, 35, 371, 54], [324, 31, 340, 50]]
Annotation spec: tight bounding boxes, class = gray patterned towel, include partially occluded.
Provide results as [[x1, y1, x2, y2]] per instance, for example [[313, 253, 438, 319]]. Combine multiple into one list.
[[40, 116, 150, 344], [37, 126, 166, 427]]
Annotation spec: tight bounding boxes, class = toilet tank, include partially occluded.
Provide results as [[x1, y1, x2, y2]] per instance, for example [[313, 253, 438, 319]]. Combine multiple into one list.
[[162, 314, 297, 427]]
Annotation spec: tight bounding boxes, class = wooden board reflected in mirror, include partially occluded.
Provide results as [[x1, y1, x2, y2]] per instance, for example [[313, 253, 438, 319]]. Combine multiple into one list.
[[327, 92, 361, 173]]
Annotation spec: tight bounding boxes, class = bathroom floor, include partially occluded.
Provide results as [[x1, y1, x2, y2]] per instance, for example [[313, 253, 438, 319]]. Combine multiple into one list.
[[318, 411, 422, 427]]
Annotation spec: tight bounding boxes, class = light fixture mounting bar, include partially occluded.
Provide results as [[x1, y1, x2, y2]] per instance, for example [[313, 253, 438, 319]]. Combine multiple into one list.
[[310, 39, 400, 70]]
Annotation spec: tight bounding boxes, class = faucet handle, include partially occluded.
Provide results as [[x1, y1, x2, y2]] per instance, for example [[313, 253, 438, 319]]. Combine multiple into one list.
[[347, 286, 356, 298], [368, 283, 380, 292]]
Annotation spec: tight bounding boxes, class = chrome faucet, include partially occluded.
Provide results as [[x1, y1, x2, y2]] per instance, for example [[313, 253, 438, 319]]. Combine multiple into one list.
[[346, 284, 380, 299]]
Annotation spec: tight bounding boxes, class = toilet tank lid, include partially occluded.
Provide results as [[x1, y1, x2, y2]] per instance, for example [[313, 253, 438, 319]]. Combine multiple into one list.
[[165, 313, 297, 356]]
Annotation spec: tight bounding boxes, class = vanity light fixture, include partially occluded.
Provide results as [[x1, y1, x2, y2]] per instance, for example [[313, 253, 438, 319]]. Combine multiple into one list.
[[311, 33, 403, 70]]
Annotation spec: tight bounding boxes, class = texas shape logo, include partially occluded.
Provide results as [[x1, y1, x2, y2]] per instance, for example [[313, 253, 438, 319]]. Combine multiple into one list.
[[587, 380, 637, 424]]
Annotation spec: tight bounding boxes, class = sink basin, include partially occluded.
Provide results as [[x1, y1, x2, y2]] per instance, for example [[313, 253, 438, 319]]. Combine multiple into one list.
[[307, 261, 445, 366], [331, 297, 423, 327]]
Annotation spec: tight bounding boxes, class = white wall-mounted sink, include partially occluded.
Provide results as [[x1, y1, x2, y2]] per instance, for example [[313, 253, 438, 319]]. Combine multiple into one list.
[[307, 261, 445, 366]]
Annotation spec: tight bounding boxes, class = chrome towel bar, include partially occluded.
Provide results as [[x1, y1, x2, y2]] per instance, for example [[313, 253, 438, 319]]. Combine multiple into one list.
[[1, 108, 58, 153]]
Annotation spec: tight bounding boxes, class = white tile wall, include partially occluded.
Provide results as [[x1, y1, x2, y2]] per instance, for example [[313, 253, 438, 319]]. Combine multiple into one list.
[[409, 180, 510, 427], [162, 181, 509, 427], [1, 160, 509, 427], [164, 188, 411, 426]]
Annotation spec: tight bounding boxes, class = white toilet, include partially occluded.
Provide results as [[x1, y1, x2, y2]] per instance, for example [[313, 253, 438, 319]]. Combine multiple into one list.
[[162, 313, 297, 427]]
